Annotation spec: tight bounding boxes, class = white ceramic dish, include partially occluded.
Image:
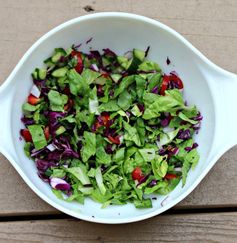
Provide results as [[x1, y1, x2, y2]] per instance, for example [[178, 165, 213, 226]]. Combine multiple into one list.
[[0, 12, 237, 224]]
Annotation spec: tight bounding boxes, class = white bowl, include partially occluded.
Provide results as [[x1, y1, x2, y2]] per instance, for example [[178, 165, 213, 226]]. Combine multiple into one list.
[[0, 12, 236, 224]]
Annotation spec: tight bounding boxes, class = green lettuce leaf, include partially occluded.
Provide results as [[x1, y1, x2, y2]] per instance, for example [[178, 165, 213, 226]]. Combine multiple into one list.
[[135, 75, 146, 100], [48, 90, 68, 112], [99, 100, 120, 112], [75, 110, 95, 128], [68, 69, 89, 96], [143, 89, 184, 119], [96, 146, 112, 165], [134, 198, 152, 208], [147, 73, 162, 91], [95, 167, 106, 195], [123, 121, 141, 147], [112, 147, 125, 163], [89, 86, 99, 115], [118, 90, 132, 111], [151, 155, 168, 179], [81, 68, 101, 84], [81, 131, 96, 162], [178, 112, 198, 125], [113, 75, 135, 98], [67, 164, 91, 185], [138, 148, 156, 161], [28, 125, 47, 150]]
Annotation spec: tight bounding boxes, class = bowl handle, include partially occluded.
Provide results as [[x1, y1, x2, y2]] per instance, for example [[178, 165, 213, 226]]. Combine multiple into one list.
[[0, 82, 16, 158], [208, 68, 237, 159]]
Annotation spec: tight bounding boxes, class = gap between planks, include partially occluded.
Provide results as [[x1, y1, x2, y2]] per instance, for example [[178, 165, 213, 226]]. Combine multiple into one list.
[[0, 207, 236, 223]]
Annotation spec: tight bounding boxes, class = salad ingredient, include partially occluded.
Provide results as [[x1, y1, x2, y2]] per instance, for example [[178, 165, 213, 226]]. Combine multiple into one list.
[[20, 46, 202, 208]]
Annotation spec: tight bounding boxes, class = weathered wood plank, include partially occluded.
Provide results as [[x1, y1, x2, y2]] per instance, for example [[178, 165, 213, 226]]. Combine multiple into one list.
[[0, 213, 236, 242], [0, 0, 236, 215]]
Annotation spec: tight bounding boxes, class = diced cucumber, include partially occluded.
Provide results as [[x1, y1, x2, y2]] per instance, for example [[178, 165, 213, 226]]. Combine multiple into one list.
[[94, 76, 107, 85], [127, 49, 146, 72], [55, 126, 66, 135], [133, 49, 145, 62], [54, 48, 67, 56], [111, 74, 122, 83], [31, 68, 46, 80], [38, 68, 47, 80], [57, 76, 67, 90], [117, 56, 128, 69], [83, 56, 92, 68], [126, 57, 140, 72], [44, 57, 55, 68], [102, 57, 111, 67], [31, 69, 38, 79], [66, 47, 73, 56], [52, 67, 68, 77], [51, 52, 62, 63], [138, 60, 161, 72]]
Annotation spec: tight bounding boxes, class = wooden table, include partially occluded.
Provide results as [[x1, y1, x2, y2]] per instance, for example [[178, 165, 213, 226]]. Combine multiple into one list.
[[0, 0, 237, 242]]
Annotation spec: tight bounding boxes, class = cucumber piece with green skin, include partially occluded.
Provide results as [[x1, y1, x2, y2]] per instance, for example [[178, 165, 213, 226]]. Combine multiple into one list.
[[82, 55, 92, 69], [51, 48, 67, 63], [94, 76, 107, 85], [31, 69, 38, 79], [44, 57, 55, 68], [57, 76, 68, 90], [38, 68, 47, 80], [111, 74, 122, 83], [127, 49, 146, 72], [117, 56, 129, 69], [66, 47, 73, 56], [102, 57, 111, 67], [54, 48, 67, 56], [133, 49, 146, 62], [55, 126, 66, 135], [52, 67, 68, 77], [51, 52, 62, 63], [31, 68, 46, 80]]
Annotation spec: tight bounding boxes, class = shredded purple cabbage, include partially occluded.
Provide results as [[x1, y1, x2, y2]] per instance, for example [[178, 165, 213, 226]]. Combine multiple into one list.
[[151, 86, 159, 94], [177, 129, 191, 140]]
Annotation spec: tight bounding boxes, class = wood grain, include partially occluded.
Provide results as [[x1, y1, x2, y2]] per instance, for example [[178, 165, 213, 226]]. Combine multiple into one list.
[[0, 213, 236, 242], [0, 0, 236, 216]]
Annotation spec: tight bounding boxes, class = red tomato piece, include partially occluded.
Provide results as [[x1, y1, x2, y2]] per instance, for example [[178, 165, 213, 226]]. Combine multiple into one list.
[[71, 50, 83, 73], [132, 167, 143, 181], [28, 94, 40, 105], [164, 173, 177, 180], [108, 135, 120, 145], [160, 75, 170, 95], [44, 126, 50, 141], [170, 73, 184, 89], [20, 129, 32, 142], [64, 99, 73, 111]]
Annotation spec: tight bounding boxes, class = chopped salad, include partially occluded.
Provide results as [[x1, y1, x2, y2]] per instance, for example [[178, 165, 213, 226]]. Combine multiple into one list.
[[20, 46, 202, 208]]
